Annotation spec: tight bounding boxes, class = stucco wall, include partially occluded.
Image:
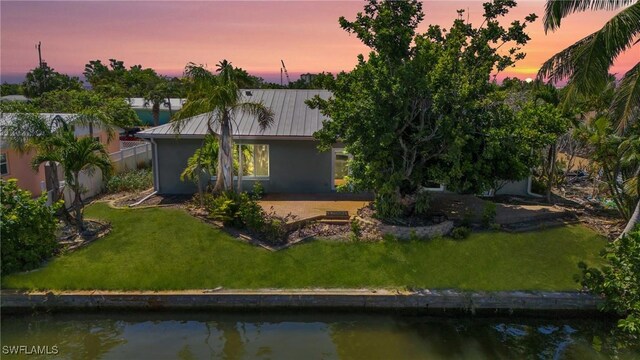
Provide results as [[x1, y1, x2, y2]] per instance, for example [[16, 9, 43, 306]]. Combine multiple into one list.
[[494, 178, 530, 197], [0, 149, 47, 196], [155, 138, 203, 194], [154, 138, 333, 194]]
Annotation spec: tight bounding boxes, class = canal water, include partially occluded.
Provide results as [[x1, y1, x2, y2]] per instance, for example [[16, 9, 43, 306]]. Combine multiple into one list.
[[2, 312, 638, 359]]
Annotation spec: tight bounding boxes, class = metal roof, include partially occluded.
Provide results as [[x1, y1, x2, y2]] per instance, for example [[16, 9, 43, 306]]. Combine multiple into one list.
[[137, 89, 332, 139]]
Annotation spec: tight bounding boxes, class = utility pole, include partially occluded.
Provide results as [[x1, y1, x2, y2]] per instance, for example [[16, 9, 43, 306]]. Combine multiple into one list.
[[280, 60, 291, 86], [36, 41, 46, 94]]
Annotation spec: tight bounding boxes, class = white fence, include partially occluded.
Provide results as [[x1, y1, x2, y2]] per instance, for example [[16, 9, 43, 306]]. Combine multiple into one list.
[[48, 141, 152, 207], [110, 142, 152, 173]]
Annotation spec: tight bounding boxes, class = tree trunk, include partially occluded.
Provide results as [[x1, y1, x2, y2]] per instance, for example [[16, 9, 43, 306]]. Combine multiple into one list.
[[237, 145, 243, 193], [167, 98, 173, 120], [546, 143, 557, 204], [72, 172, 84, 233], [214, 117, 234, 193], [89, 122, 94, 139], [619, 200, 640, 239], [152, 102, 160, 127]]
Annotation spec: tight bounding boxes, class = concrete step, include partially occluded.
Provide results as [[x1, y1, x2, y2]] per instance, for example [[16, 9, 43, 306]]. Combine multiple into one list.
[[318, 219, 350, 225]]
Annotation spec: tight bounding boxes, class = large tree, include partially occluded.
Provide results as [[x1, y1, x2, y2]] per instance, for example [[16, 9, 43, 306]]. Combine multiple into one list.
[[309, 0, 539, 219], [538, 0, 640, 235], [84, 59, 185, 126], [173, 60, 274, 193], [36, 89, 140, 137], [22, 63, 83, 98]]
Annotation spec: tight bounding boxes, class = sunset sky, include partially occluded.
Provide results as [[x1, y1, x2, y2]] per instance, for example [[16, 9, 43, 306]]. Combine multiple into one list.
[[1, 0, 638, 84]]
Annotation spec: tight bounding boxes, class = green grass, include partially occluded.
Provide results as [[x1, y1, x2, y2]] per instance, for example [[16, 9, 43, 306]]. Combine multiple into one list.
[[1, 203, 606, 291]]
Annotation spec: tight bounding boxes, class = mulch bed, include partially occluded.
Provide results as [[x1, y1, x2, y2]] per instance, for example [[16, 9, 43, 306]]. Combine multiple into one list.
[[57, 220, 111, 252], [106, 189, 191, 208]]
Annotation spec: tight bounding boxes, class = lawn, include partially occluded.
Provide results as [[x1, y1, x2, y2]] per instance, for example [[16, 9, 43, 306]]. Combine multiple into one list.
[[2, 203, 606, 291]]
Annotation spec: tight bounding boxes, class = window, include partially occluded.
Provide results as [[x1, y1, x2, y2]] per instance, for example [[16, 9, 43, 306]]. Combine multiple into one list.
[[236, 144, 269, 178], [0, 153, 8, 176]]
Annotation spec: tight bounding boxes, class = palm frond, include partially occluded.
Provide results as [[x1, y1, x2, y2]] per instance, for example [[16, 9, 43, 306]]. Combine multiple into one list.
[[611, 62, 640, 133], [234, 102, 275, 131], [1, 113, 52, 152], [544, 0, 638, 32], [538, 2, 640, 93]]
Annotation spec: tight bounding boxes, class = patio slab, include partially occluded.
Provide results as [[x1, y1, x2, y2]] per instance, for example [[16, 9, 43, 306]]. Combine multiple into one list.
[[259, 193, 372, 223]]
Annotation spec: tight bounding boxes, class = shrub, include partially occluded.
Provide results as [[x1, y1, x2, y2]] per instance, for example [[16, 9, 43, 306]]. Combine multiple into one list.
[[461, 209, 474, 227], [482, 202, 497, 228], [451, 226, 471, 240], [374, 190, 404, 221], [414, 191, 431, 216], [350, 219, 362, 241], [207, 192, 237, 224], [578, 229, 640, 335], [261, 219, 288, 245], [105, 168, 153, 193], [205, 190, 289, 245], [489, 223, 501, 231], [1, 179, 60, 274], [251, 182, 265, 199]]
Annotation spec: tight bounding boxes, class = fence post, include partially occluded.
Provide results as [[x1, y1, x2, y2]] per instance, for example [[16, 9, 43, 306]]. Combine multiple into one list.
[[133, 145, 138, 168]]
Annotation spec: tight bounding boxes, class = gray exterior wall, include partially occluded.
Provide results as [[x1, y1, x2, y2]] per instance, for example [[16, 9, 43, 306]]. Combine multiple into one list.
[[155, 138, 202, 194], [494, 178, 531, 197], [153, 137, 533, 196], [154, 138, 333, 194]]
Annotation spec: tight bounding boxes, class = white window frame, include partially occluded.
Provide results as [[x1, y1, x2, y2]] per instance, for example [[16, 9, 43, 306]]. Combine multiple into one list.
[[210, 144, 270, 181], [331, 148, 352, 190], [0, 153, 9, 176]]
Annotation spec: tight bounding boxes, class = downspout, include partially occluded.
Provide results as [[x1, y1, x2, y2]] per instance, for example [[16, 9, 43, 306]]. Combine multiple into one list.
[[148, 138, 160, 192]]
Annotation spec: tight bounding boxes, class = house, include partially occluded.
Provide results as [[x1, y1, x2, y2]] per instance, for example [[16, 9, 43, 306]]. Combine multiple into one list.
[[127, 97, 185, 126], [0, 113, 120, 196], [137, 89, 534, 196]]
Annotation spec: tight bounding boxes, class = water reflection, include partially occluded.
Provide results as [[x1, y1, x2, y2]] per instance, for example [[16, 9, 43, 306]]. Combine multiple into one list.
[[1, 312, 637, 359]]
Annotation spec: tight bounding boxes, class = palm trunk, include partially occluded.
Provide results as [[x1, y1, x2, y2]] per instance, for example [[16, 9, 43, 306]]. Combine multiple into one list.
[[152, 102, 160, 127], [619, 200, 639, 238], [546, 143, 557, 203], [72, 172, 84, 232], [214, 117, 234, 193], [89, 122, 94, 139]]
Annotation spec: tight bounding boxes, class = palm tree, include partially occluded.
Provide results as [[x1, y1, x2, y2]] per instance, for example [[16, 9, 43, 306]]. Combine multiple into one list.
[[33, 131, 112, 232], [538, 0, 639, 132], [172, 60, 274, 193], [539, 0, 640, 235]]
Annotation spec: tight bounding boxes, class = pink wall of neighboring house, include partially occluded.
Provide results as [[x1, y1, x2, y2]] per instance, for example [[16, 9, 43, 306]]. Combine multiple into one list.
[[1, 149, 47, 196], [1, 129, 120, 196]]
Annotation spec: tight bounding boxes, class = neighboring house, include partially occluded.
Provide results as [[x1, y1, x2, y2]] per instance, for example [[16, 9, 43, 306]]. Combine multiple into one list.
[[127, 97, 185, 126], [138, 89, 535, 196], [0, 113, 120, 196]]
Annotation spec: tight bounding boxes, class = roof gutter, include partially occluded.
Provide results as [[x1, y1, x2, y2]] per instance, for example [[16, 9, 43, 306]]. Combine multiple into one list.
[[137, 134, 317, 141]]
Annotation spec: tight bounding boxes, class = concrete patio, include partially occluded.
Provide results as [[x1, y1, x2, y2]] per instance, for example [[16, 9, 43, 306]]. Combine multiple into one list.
[[258, 193, 372, 223], [259, 192, 569, 226]]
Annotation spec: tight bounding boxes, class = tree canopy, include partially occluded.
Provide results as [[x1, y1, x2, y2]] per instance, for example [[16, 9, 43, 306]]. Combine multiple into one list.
[[309, 0, 541, 218], [22, 63, 83, 97]]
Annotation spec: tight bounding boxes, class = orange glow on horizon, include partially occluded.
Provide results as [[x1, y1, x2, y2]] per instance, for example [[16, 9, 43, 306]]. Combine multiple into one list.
[[1, 1, 637, 84]]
